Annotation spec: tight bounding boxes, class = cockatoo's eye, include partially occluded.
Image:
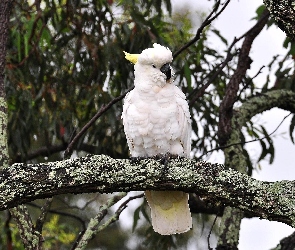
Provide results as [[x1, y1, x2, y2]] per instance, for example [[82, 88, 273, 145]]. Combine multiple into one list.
[[152, 64, 156, 68]]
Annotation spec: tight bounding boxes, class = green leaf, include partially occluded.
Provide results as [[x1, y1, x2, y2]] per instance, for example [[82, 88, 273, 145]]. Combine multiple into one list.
[[258, 140, 267, 162], [132, 204, 141, 232], [183, 62, 192, 89], [256, 5, 266, 18], [290, 115, 295, 144], [211, 29, 228, 46], [283, 37, 290, 49], [290, 42, 295, 55]]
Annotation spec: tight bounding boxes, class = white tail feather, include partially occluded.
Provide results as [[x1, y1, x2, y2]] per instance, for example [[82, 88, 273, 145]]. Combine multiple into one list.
[[145, 190, 192, 235]]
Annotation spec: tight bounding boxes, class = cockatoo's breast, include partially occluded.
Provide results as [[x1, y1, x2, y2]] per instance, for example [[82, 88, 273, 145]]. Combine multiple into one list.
[[122, 84, 190, 157]]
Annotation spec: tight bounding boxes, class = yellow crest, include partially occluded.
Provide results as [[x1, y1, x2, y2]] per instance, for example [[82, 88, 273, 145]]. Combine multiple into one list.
[[123, 51, 140, 64]]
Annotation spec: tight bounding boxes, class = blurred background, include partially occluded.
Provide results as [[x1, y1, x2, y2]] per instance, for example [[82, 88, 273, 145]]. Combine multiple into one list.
[[3, 0, 295, 249]]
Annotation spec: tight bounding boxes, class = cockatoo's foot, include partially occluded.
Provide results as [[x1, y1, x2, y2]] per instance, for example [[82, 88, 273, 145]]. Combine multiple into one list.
[[130, 156, 146, 165], [152, 153, 180, 178], [130, 154, 183, 178]]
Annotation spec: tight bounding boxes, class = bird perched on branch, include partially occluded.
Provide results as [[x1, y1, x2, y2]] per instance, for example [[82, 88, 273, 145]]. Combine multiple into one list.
[[122, 43, 192, 235]]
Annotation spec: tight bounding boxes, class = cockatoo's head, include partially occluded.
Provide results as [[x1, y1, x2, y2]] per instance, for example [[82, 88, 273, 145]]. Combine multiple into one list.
[[124, 43, 174, 89]]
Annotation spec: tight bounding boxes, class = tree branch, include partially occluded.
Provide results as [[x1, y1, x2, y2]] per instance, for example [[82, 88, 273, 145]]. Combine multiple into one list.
[[10, 205, 43, 250], [218, 9, 270, 146], [73, 192, 128, 250], [0, 154, 294, 228], [272, 231, 295, 250], [216, 11, 270, 247]]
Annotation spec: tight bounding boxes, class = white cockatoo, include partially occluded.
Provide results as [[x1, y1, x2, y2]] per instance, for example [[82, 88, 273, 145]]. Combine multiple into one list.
[[122, 43, 192, 235]]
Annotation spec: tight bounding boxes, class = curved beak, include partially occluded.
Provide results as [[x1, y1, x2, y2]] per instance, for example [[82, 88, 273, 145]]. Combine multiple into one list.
[[160, 63, 171, 81]]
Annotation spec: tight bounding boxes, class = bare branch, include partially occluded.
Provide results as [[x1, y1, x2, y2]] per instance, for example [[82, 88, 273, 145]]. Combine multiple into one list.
[[199, 112, 292, 159], [35, 198, 53, 233], [218, 9, 270, 146], [189, 37, 238, 106]]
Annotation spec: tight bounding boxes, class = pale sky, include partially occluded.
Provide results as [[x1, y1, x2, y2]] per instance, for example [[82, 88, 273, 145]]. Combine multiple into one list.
[[116, 1, 295, 249], [174, 0, 295, 249]]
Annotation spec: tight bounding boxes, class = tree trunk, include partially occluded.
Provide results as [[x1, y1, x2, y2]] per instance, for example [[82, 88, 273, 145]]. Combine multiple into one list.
[[0, 0, 11, 170]]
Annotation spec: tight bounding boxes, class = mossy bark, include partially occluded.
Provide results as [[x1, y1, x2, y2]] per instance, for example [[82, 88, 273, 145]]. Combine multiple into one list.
[[263, 0, 295, 40], [0, 154, 294, 228]]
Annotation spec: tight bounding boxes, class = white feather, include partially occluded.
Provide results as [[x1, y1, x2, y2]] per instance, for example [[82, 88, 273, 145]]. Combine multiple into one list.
[[122, 43, 192, 234]]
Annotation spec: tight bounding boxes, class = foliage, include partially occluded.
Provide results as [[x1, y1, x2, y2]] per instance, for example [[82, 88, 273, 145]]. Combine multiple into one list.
[[43, 215, 77, 249], [4, 0, 295, 249]]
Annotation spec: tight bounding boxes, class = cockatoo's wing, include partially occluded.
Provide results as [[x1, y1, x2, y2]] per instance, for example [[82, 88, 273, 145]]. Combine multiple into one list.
[[122, 90, 136, 155], [175, 86, 191, 158]]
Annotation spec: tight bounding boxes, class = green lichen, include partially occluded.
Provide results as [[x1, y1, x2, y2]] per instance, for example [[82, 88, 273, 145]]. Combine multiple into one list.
[[0, 97, 9, 170]]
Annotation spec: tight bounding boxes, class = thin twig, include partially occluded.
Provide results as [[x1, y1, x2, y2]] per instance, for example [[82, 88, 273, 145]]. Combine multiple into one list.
[[199, 112, 292, 159], [54, 194, 101, 211], [207, 214, 218, 250], [27, 201, 87, 231], [64, 87, 134, 158], [189, 1, 268, 106], [189, 40, 238, 106], [35, 198, 53, 233], [173, 0, 231, 59], [236, 65, 265, 102], [116, 193, 144, 213]]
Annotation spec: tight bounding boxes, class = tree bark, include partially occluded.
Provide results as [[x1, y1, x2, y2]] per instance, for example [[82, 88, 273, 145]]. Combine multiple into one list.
[[0, 0, 11, 170], [0, 152, 295, 228], [263, 0, 295, 40], [272, 231, 295, 250], [217, 10, 269, 249]]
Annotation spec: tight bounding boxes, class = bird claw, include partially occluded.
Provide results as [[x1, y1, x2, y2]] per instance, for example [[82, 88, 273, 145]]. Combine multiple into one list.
[[130, 156, 145, 164], [152, 153, 179, 178]]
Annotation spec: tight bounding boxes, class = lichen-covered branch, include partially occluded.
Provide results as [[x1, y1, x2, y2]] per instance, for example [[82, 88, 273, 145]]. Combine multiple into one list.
[[0, 0, 11, 170], [217, 89, 295, 248], [263, 0, 295, 40], [74, 192, 127, 250], [10, 205, 43, 250], [272, 231, 295, 250], [225, 89, 295, 174], [0, 154, 295, 228]]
